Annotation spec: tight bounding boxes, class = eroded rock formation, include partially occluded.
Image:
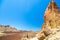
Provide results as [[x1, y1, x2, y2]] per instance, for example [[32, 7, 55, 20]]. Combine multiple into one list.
[[35, 0, 60, 40], [20, 0, 60, 40]]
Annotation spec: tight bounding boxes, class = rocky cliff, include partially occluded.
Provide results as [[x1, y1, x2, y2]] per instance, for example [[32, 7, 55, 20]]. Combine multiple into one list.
[[27, 0, 60, 40], [34, 0, 60, 40]]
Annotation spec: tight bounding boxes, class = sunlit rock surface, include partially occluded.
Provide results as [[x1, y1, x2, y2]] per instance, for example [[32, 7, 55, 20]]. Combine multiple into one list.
[[27, 0, 60, 40], [44, 27, 60, 40], [35, 0, 60, 40]]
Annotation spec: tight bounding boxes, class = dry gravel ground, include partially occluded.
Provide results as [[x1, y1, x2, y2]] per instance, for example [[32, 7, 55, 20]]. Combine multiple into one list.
[[0, 32, 25, 40], [0, 32, 36, 40]]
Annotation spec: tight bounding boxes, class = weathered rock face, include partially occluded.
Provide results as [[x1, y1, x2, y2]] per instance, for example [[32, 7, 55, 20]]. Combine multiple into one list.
[[44, 26, 60, 40], [35, 1, 60, 40], [44, 1, 60, 29]]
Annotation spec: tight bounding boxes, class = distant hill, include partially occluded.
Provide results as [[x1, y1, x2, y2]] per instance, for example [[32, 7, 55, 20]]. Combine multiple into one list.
[[0, 25, 17, 32]]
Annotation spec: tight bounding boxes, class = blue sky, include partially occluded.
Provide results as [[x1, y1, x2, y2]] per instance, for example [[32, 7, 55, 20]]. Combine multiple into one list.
[[0, 0, 60, 31]]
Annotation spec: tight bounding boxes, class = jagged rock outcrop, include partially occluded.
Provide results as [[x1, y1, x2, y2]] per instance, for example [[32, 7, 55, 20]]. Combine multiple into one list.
[[21, 0, 60, 40], [35, 0, 60, 40], [19, 0, 60, 40], [44, 26, 60, 40]]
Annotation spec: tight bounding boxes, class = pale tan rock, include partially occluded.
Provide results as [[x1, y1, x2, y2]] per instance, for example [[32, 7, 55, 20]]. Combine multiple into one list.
[[44, 27, 60, 40], [34, 0, 60, 40]]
